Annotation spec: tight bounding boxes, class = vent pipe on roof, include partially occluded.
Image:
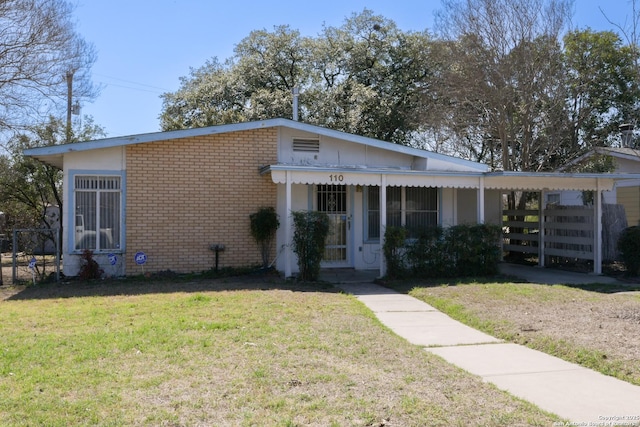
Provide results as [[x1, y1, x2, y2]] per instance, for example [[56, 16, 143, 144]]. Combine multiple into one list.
[[620, 123, 634, 147], [292, 87, 299, 121]]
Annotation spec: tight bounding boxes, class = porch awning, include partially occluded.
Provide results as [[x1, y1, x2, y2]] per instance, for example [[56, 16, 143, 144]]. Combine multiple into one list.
[[263, 165, 483, 188], [262, 164, 640, 191]]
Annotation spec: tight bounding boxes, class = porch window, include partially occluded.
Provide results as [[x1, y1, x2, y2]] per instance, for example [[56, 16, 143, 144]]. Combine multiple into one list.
[[74, 175, 121, 252], [365, 186, 439, 240]]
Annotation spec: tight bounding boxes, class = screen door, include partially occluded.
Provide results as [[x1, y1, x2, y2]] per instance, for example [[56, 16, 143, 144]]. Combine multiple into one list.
[[316, 184, 349, 265]]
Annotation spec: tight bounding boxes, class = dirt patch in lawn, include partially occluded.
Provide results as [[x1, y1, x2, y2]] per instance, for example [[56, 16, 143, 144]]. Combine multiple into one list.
[[405, 280, 640, 385]]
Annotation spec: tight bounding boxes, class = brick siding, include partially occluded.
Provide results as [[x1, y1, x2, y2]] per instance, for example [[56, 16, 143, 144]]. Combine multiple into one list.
[[125, 128, 278, 274]]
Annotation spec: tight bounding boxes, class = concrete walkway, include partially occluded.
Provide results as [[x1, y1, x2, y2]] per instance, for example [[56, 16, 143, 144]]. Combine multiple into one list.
[[333, 270, 640, 424], [498, 262, 637, 286]]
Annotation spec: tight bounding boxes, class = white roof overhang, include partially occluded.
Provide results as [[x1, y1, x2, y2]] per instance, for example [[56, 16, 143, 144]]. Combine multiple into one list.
[[264, 165, 485, 188], [263, 165, 640, 191]]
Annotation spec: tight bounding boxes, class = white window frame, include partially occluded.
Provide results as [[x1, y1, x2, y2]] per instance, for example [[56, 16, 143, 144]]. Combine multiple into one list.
[[70, 171, 125, 253]]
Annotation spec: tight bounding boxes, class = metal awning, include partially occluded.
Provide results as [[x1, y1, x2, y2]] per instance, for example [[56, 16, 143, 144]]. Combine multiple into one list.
[[263, 164, 640, 191], [264, 164, 640, 278]]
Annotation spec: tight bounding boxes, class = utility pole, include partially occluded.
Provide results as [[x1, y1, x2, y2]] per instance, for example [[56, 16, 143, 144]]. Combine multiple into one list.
[[65, 70, 73, 143]]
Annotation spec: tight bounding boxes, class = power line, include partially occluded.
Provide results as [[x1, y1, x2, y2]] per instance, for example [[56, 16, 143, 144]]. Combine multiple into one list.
[[93, 73, 172, 93], [98, 81, 167, 94]]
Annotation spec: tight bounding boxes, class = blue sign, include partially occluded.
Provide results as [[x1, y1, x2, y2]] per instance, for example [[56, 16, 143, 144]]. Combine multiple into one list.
[[108, 253, 117, 266], [28, 257, 37, 270], [134, 251, 147, 265]]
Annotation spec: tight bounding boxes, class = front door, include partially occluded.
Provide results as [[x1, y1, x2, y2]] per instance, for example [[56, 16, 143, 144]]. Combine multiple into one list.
[[317, 184, 350, 266]]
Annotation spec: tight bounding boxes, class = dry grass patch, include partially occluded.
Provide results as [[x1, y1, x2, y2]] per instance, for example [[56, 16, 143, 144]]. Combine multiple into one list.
[[0, 276, 560, 426], [402, 280, 640, 385]]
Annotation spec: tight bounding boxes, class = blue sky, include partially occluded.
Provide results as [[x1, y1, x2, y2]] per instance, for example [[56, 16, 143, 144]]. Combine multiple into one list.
[[74, 0, 635, 138]]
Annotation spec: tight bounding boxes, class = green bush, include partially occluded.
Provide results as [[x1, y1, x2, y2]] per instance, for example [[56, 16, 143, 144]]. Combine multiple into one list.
[[617, 226, 640, 276], [291, 211, 330, 281], [383, 226, 409, 279], [406, 226, 448, 277], [384, 223, 501, 279], [249, 207, 280, 268]]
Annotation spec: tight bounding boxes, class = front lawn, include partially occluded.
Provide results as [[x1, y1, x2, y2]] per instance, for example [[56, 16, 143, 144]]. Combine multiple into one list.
[[0, 276, 559, 426]]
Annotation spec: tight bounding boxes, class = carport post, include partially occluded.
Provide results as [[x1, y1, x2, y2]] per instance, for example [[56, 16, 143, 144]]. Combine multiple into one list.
[[379, 174, 387, 278], [539, 190, 546, 267], [285, 171, 293, 278], [594, 179, 603, 275], [477, 177, 485, 224]]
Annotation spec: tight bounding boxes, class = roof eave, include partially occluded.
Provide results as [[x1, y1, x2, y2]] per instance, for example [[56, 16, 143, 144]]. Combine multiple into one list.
[[24, 118, 489, 172]]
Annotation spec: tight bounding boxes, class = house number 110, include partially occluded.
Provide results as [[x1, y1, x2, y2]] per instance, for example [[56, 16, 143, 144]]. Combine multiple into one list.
[[329, 174, 344, 182]]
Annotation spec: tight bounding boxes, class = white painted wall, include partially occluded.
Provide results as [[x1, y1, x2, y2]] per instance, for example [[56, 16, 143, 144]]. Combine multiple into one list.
[[278, 127, 413, 169], [62, 147, 126, 277]]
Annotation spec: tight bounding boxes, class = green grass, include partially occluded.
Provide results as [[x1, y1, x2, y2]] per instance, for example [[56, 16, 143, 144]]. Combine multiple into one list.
[[0, 277, 561, 426]]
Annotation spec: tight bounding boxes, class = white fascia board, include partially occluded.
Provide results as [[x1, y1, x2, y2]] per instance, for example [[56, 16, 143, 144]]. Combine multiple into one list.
[[23, 119, 287, 157], [24, 118, 489, 173]]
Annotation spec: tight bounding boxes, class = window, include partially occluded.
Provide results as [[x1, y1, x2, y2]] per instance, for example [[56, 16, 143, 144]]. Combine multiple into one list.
[[365, 186, 439, 240], [74, 175, 121, 251], [546, 193, 560, 206]]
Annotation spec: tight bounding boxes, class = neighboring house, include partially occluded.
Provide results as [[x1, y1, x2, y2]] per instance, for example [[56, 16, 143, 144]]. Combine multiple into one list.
[[24, 119, 639, 277], [549, 147, 640, 226]]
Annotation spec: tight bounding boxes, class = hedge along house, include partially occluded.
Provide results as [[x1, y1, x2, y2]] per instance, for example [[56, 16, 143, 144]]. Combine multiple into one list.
[[24, 118, 640, 278]]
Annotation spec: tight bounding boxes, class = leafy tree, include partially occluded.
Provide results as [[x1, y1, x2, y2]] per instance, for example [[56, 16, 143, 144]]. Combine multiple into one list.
[[0, 0, 98, 134], [307, 10, 432, 143], [159, 58, 247, 129], [0, 116, 105, 234], [563, 29, 640, 150], [234, 25, 312, 120], [160, 10, 433, 145]]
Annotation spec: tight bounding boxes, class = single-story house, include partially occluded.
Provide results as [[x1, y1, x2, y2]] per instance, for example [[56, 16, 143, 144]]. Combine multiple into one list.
[[24, 118, 640, 277], [549, 146, 640, 226]]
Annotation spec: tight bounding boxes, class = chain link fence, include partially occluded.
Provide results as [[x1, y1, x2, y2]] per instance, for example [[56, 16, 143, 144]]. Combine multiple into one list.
[[10, 228, 60, 284]]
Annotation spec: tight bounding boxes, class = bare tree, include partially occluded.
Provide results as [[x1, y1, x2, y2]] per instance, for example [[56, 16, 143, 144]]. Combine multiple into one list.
[[600, 0, 640, 140], [0, 0, 97, 135], [433, 0, 574, 171]]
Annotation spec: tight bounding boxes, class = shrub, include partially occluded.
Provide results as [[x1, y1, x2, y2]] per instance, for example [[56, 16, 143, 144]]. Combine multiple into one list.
[[618, 226, 640, 276], [406, 226, 448, 277], [384, 223, 501, 278], [291, 211, 330, 281], [449, 224, 501, 276], [78, 249, 103, 280], [249, 207, 280, 268], [383, 226, 409, 279]]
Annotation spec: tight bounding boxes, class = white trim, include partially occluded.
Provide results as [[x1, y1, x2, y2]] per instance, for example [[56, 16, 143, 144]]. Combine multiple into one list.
[[25, 118, 488, 172], [380, 174, 387, 278], [539, 190, 546, 268], [267, 166, 640, 191], [478, 176, 485, 223], [284, 171, 292, 278], [594, 180, 603, 274]]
